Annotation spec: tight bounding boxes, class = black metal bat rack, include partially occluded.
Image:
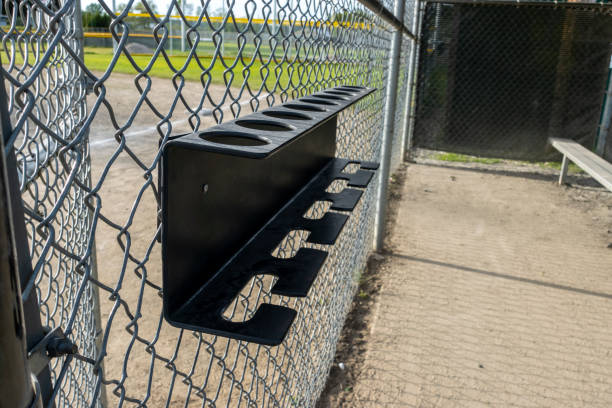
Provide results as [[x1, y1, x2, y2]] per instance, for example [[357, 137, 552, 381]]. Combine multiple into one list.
[[161, 86, 378, 345]]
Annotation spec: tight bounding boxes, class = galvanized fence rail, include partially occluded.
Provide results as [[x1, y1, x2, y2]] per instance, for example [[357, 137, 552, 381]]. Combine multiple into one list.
[[0, 0, 417, 406]]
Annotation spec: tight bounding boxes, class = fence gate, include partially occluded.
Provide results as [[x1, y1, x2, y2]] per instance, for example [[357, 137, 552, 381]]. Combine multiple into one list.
[[413, 1, 612, 161]]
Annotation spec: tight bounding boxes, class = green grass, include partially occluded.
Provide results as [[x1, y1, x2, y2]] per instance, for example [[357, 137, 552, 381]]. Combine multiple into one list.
[[434, 152, 584, 173], [535, 161, 583, 174], [192, 41, 274, 59], [7, 46, 332, 89], [433, 152, 503, 165], [82, 46, 296, 88]]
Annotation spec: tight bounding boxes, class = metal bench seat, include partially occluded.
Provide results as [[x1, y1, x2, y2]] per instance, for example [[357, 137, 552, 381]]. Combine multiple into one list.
[[548, 137, 612, 192]]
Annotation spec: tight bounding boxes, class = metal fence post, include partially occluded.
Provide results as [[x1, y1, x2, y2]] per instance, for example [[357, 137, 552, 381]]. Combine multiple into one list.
[[596, 58, 612, 157], [403, 0, 424, 159], [0, 67, 41, 408], [74, 2, 107, 405], [0, 54, 55, 407], [375, 0, 406, 251], [400, 1, 421, 162]]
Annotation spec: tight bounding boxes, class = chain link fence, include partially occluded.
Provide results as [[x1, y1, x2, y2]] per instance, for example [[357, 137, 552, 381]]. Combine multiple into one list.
[[0, 0, 416, 406], [412, 1, 612, 161], [389, 39, 411, 172]]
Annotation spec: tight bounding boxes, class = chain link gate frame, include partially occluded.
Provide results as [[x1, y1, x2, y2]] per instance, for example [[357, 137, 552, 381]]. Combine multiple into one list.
[[0, 0, 418, 406]]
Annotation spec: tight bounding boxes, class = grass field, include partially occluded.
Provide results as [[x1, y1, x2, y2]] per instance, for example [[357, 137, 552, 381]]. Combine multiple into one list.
[[434, 152, 583, 173], [82, 46, 297, 88], [80, 46, 338, 88], [84, 36, 277, 58], [4, 44, 332, 88], [434, 152, 503, 165], [166, 40, 275, 59]]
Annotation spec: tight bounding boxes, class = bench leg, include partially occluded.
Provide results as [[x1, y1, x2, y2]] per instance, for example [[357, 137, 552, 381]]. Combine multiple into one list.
[[559, 154, 569, 185]]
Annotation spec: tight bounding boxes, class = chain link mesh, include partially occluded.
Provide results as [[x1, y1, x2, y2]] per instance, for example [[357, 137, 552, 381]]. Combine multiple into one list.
[[1, 0, 414, 406], [390, 38, 411, 172], [413, 2, 612, 160]]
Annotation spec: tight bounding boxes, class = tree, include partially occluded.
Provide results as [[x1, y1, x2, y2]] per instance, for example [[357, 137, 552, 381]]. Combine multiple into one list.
[[82, 2, 111, 28], [85, 3, 103, 14]]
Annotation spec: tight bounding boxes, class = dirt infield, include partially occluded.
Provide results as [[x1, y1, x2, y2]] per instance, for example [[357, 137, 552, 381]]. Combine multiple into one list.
[[319, 160, 612, 407], [87, 74, 272, 406]]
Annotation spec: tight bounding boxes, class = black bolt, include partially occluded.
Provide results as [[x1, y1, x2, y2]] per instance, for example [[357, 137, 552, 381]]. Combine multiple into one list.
[[47, 337, 78, 358]]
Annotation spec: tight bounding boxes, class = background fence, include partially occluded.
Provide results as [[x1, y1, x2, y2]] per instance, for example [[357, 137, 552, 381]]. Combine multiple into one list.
[[413, 1, 612, 161], [0, 0, 416, 406]]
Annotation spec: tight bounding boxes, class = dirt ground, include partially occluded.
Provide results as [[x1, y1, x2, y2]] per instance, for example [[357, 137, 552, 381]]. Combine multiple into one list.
[[85, 73, 612, 407], [85, 73, 368, 407], [316, 164, 408, 408], [318, 159, 612, 407], [86, 74, 281, 406]]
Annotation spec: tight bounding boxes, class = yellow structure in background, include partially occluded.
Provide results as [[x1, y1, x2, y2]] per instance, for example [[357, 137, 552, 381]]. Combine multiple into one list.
[[84, 32, 183, 39], [83, 11, 372, 38]]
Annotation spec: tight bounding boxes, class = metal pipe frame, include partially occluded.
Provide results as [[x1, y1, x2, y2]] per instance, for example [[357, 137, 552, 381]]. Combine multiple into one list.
[[375, 0, 406, 251], [73, 1, 108, 405], [400, 0, 424, 162], [596, 64, 612, 156], [358, 0, 416, 40], [0, 56, 42, 408], [404, 0, 425, 159]]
